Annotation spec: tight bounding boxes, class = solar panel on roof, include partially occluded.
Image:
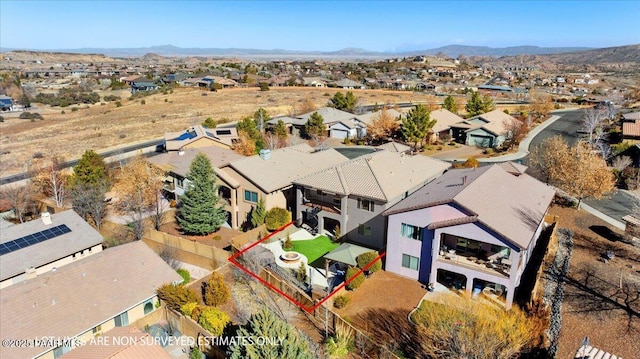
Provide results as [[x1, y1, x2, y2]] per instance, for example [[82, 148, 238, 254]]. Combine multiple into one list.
[[0, 224, 72, 256]]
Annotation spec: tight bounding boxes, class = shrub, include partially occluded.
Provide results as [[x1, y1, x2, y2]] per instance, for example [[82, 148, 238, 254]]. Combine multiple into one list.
[[141, 99, 146, 105], [60, 110, 65, 114], [202, 117, 216, 128], [32, 152, 44, 159], [264, 207, 291, 230], [201, 92, 207, 96], [115, 101, 122, 107], [333, 295, 350, 309], [198, 307, 230, 336], [296, 262, 308, 282], [180, 301, 198, 317], [177, 268, 191, 283], [19, 112, 43, 120], [103, 95, 121, 102], [345, 267, 365, 290], [258, 82, 270, 91], [484, 148, 495, 155], [71, 107, 78, 112], [156, 283, 199, 311], [203, 272, 230, 307], [189, 346, 203, 359], [356, 251, 382, 272], [190, 305, 202, 321], [283, 233, 293, 250], [325, 325, 354, 358]]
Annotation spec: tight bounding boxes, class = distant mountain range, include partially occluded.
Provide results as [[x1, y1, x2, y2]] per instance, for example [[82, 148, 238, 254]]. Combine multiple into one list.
[[0, 44, 600, 58]]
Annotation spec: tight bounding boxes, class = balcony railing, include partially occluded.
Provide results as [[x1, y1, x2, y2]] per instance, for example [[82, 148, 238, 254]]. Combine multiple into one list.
[[437, 250, 511, 278], [303, 199, 341, 214]]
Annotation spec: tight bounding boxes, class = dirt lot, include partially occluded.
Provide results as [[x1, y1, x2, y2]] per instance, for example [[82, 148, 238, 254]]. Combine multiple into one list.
[[0, 87, 433, 176], [547, 205, 640, 358]]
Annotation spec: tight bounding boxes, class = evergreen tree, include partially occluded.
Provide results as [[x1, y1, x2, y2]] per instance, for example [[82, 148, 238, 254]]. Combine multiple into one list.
[[465, 91, 494, 117], [253, 107, 271, 132], [236, 117, 264, 153], [274, 119, 288, 140], [177, 153, 226, 235], [227, 308, 317, 359], [443, 95, 458, 114], [304, 111, 325, 139], [250, 196, 266, 228], [70, 149, 109, 187], [344, 91, 358, 113], [401, 104, 436, 150], [329, 91, 358, 113]]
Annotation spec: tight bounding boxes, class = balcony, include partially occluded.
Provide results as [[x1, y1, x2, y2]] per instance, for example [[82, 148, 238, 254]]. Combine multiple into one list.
[[162, 182, 176, 192], [437, 249, 511, 279], [303, 200, 341, 214]]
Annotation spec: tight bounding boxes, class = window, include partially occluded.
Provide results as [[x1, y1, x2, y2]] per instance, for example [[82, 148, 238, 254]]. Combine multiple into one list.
[[316, 189, 324, 196], [401, 223, 421, 240], [491, 245, 511, 259], [402, 254, 419, 270], [176, 177, 184, 188], [357, 198, 374, 212], [144, 300, 154, 315], [114, 312, 129, 327], [92, 325, 102, 335], [244, 190, 258, 203], [333, 196, 341, 206], [357, 224, 371, 237]]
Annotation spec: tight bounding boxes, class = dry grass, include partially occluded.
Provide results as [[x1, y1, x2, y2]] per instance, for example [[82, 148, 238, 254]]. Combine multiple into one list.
[[0, 87, 433, 176], [547, 205, 640, 359]]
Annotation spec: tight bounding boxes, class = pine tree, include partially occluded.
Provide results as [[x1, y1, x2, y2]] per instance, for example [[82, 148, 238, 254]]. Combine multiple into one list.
[[203, 272, 230, 306], [274, 119, 288, 140], [443, 95, 458, 114], [304, 111, 325, 139], [250, 196, 266, 228], [70, 149, 109, 187], [227, 308, 317, 359], [177, 153, 226, 235], [401, 104, 436, 150], [465, 91, 494, 117]]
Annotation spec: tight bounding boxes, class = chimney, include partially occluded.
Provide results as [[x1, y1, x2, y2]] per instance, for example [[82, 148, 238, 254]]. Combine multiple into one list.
[[41, 212, 52, 225], [462, 176, 468, 186], [26, 267, 37, 280], [259, 149, 271, 160]]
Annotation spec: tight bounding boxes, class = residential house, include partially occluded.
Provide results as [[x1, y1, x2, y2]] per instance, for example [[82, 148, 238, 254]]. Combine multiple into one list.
[[0, 241, 181, 359], [0, 95, 14, 111], [429, 108, 465, 142], [60, 326, 171, 359], [161, 72, 188, 84], [296, 107, 359, 139], [383, 165, 555, 309], [302, 77, 328, 87], [622, 120, 640, 143], [147, 146, 244, 227], [375, 141, 411, 154], [130, 79, 158, 94], [334, 78, 364, 89], [220, 144, 348, 229], [293, 150, 451, 249], [0, 210, 103, 289], [163, 125, 239, 151], [450, 109, 521, 148]]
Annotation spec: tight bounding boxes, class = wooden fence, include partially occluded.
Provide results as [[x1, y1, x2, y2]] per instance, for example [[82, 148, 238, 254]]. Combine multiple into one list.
[[143, 229, 231, 269], [229, 224, 267, 252]]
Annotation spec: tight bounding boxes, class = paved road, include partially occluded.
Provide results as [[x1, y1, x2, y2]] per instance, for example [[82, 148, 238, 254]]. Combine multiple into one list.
[[0, 138, 164, 186], [524, 109, 636, 226]]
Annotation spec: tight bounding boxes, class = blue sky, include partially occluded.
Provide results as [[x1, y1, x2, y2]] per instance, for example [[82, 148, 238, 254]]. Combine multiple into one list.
[[1, 1, 638, 51]]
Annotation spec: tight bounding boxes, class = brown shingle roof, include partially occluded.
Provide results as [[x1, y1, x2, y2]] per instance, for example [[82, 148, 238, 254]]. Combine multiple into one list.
[[430, 109, 465, 133], [0, 241, 181, 359], [622, 120, 640, 138], [0, 210, 104, 281]]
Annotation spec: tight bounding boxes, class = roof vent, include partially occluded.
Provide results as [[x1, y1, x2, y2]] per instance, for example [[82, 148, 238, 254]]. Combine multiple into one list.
[[259, 149, 271, 160], [178, 150, 185, 156], [41, 212, 52, 225]]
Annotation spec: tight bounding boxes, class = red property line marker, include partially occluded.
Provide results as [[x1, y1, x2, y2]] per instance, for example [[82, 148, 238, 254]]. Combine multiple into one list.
[[227, 223, 386, 313]]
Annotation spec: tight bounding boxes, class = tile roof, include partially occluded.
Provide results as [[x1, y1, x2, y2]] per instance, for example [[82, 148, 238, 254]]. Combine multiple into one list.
[[0, 210, 103, 281], [622, 111, 640, 121], [0, 241, 181, 359], [60, 326, 171, 359], [384, 165, 555, 249], [376, 141, 411, 153], [147, 146, 243, 188], [294, 151, 451, 202], [468, 109, 520, 136], [430, 109, 465, 133], [227, 144, 349, 193], [353, 109, 402, 126]]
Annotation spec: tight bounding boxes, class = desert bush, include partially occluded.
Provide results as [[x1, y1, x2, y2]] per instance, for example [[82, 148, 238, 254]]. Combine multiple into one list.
[[115, 101, 122, 107], [34, 88, 99, 107], [264, 207, 291, 230], [333, 295, 350, 309], [32, 152, 44, 159], [198, 307, 230, 336], [177, 268, 191, 283], [258, 82, 270, 91], [325, 325, 354, 358], [484, 148, 495, 155], [141, 100, 146, 105], [19, 112, 43, 120], [202, 117, 216, 128], [0, 115, 3, 122], [71, 107, 78, 112], [180, 301, 198, 317], [103, 95, 121, 102], [156, 283, 199, 311], [203, 272, 230, 307], [345, 267, 365, 290], [356, 251, 382, 272]]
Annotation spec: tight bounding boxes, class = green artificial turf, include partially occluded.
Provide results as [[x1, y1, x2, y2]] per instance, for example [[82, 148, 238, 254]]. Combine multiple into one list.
[[286, 235, 339, 264]]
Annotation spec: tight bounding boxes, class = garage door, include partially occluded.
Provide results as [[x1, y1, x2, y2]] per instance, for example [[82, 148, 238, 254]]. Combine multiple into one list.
[[330, 129, 349, 139], [467, 135, 493, 147]]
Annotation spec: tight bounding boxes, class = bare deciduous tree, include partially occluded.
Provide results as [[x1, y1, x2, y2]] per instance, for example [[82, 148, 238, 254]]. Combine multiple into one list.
[[33, 156, 69, 208], [582, 107, 607, 149], [0, 183, 39, 223], [366, 108, 399, 144], [501, 117, 526, 150], [70, 180, 109, 230]]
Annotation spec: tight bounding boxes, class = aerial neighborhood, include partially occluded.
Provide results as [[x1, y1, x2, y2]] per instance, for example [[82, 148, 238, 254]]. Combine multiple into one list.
[[1, 2, 639, 358]]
